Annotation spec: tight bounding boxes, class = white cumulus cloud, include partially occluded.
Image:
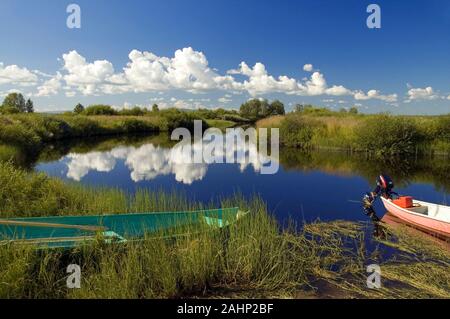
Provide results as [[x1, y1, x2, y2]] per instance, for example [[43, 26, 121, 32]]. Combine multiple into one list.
[[0, 47, 408, 107], [62, 50, 123, 95], [406, 86, 438, 101], [36, 72, 63, 97], [354, 89, 398, 102], [303, 64, 314, 72], [0, 63, 38, 86]]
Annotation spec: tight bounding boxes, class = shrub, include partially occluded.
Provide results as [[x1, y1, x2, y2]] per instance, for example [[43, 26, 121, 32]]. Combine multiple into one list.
[[279, 115, 324, 148], [222, 114, 251, 123], [64, 116, 102, 137], [0, 144, 22, 164], [354, 115, 423, 156], [83, 105, 118, 116], [119, 107, 146, 116], [436, 115, 450, 140], [33, 116, 71, 140], [119, 119, 158, 133], [0, 106, 21, 114], [0, 119, 41, 148], [161, 109, 208, 132], [293, 105, 335, 116], [9, 114, 71, 141]]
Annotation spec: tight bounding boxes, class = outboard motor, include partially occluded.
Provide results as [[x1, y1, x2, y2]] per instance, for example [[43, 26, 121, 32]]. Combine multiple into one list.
[[374, 174, 395, 199], [361, 174, 395, 222], [362, 192, 380, 222]]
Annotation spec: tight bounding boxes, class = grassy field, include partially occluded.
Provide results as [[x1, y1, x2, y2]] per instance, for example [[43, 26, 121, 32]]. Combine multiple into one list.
[[257, 112, 450, 156], [0, 161, 449, 299]]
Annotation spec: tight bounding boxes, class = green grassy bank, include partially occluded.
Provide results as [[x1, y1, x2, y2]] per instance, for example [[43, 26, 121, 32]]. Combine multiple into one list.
[[0, 162, 449, 299], [257, 111, 450, 157], [0, 112, 212, 155]]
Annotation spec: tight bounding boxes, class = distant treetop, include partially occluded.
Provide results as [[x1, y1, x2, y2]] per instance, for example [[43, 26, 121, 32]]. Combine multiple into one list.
[[0, 93, 34, 114]]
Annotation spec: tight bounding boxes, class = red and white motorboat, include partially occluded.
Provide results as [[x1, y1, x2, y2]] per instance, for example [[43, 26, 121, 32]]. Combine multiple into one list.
[[381, 196, 450, 238]]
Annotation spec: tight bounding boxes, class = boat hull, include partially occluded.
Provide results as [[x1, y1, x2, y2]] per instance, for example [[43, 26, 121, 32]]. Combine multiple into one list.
[[381, 197, 450, 237], [0, 207, 246, 249]]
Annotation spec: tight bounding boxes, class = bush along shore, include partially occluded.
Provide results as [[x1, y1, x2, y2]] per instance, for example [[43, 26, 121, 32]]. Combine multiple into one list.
[[0, 112, 209, 155], [0, 161, 449, 299], [257, 107, 450, 157]]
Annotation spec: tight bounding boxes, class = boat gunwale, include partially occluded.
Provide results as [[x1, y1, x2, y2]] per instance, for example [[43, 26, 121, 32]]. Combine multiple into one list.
[[381, 197, 450, 225], [1, 207, 241, 222]]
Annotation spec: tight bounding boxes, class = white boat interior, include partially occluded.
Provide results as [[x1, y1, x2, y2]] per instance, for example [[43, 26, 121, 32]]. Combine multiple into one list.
[[409, 200, 450, 223]]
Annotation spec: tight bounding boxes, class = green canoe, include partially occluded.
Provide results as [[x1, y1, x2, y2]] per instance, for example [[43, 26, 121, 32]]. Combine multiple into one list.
[[0, 207, 247, 249]]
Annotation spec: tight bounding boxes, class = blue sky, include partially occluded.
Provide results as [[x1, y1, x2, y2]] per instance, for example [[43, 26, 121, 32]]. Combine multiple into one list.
[[0, 0, 449, 114]]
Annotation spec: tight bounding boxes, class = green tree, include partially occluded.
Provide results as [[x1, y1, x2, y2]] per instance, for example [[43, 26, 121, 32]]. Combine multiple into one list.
[[240, 99, 285, 119], [294, 104, 305, 113], [269, 100, 285, 115], [349, 106, 358, 114], [25, 99, 34, 113], [1, 93, 27, 113], [239, 99, 272, 120], [74, 103, 85, 114], [152, 104, 159, 112]]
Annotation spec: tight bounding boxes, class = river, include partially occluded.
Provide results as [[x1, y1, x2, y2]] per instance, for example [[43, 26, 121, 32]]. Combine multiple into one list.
[[31, 133, 449, 225]]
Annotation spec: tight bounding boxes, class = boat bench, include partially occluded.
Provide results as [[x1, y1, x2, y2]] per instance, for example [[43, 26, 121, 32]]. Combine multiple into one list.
[[407, 205, 429, 215]]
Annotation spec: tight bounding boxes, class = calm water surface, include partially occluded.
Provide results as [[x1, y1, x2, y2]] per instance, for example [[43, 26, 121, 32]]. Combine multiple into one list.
[[34, 134, 449, 224]]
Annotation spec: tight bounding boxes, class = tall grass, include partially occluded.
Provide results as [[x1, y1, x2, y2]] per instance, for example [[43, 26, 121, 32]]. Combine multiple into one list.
[[258, 113, 450, 156], [355, 115, 423, 156], [2, 213, 448, 298]]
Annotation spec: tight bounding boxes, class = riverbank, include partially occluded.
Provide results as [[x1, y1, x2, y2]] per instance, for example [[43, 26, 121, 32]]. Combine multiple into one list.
[[257, 112, 450, 156], [0, 161, 449, 299], [4, 110, 449, 161], [0, 112, 221, 155]]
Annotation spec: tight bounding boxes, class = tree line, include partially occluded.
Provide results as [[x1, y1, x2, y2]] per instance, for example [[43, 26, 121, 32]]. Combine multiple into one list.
[[0, 92, 287, 123], [0, 93, 34, 114]]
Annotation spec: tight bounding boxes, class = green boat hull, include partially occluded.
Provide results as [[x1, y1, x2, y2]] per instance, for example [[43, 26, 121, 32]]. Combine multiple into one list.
[[0, 207, 246, 249]]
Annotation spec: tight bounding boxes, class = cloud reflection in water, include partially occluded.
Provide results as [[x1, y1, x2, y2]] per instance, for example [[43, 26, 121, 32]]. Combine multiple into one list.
[[65, 132, 277, 184]]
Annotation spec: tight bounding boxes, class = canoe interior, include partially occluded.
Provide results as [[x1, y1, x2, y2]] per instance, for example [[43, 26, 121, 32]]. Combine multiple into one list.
[[0, 207, 244, 249]]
